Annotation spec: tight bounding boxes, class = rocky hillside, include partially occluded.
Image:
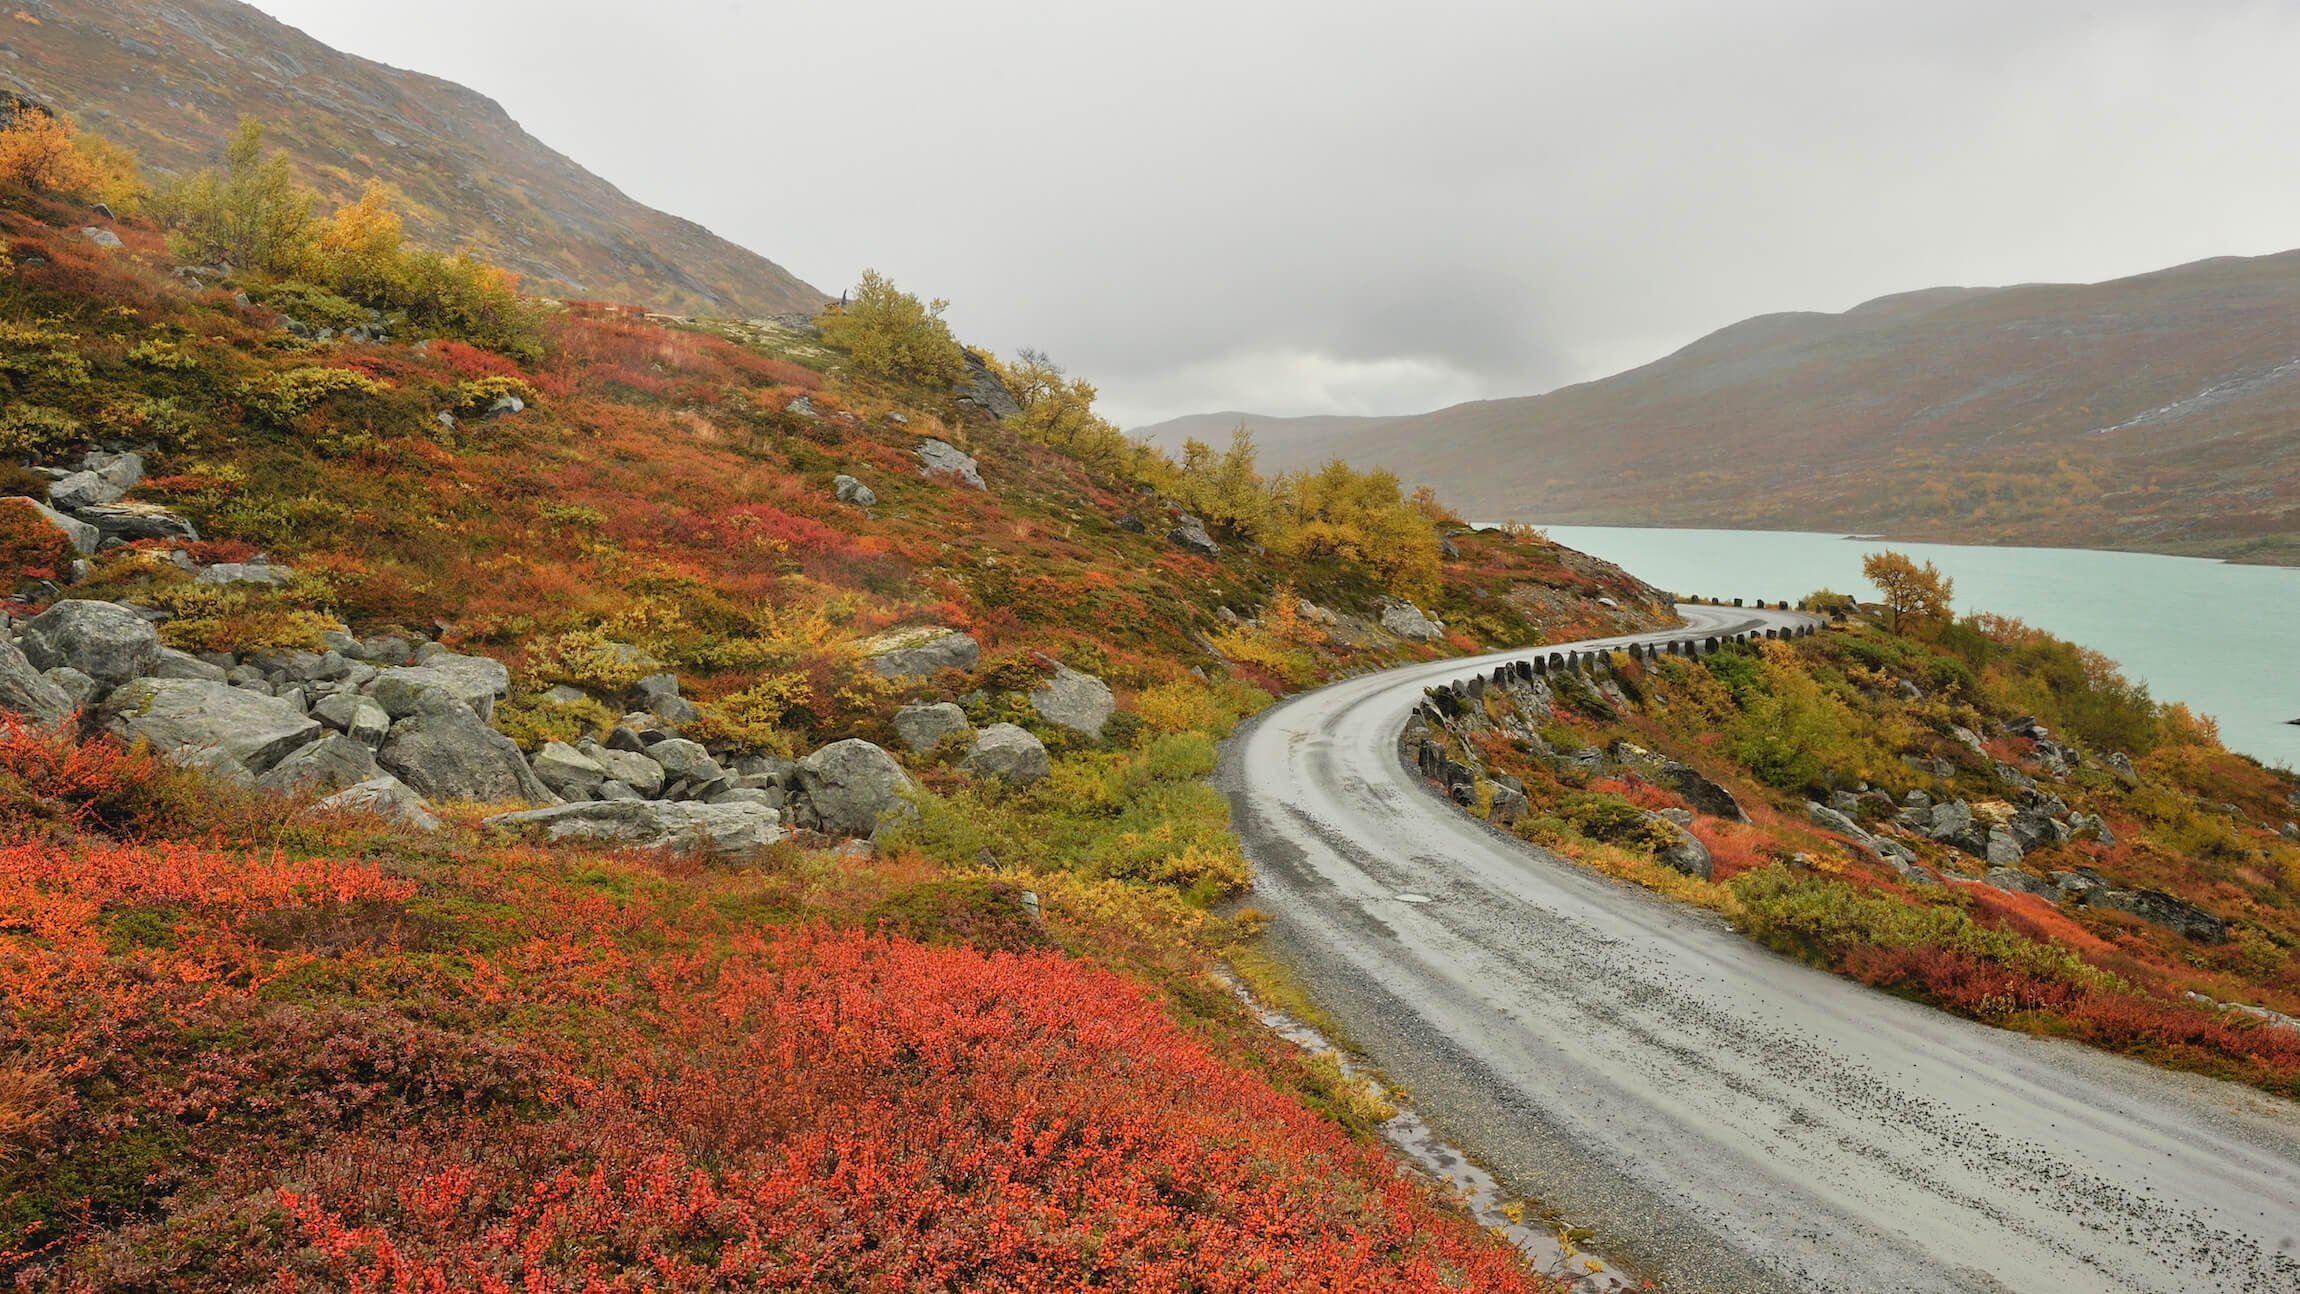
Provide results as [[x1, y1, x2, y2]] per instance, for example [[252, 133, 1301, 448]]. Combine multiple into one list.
[[1, 0, 824, 316], [1138, 251, 2300, 564], [0, 158, 1669, 1284]]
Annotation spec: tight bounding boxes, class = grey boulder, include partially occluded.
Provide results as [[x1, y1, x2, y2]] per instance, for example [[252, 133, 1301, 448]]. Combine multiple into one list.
[[962, 723, 1050, 785], [21, 600, 160, 686], [148, 647, 229, 682], [863, 628, 980, 680], [378, 708, 556, 805], [47, 470, 128, 511], [1648, 812, 1714, 880], [833, 474, 877, 507], [256, 734, 383, 796], [76, 502, 199, 543], [14, 498, 100, 555], [484, 799, 785, 854], [101, 678, 322, 774], [195, 562, 296, 587], [795, 738, 916, 839], [1168, 514, 1219, 558], [894, 701, 971, 752], [312, 776, 440, 832], [0, 637, 72, 726], [1029, 661, 1114, 738], [585, 743, 667, 798], [312, 692, 392, 748], [531, 740, 611, 798], [1656, 760, 1746, 822], [916, 438, 985, 489], [1379, 599, 1445, 642]]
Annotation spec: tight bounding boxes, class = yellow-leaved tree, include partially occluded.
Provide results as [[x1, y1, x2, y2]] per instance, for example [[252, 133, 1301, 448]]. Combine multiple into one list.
[[817, 270, 967, 387], [1862, 550, 1953, 635]]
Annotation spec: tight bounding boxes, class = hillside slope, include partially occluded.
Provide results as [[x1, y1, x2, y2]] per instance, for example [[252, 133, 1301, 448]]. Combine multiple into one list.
[[0, 0, 824, 317], [1138, 252, 2300, 563]]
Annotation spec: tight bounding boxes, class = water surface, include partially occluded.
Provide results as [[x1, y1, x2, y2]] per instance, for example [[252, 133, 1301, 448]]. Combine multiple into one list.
[[1540, 525, 2300, 770]]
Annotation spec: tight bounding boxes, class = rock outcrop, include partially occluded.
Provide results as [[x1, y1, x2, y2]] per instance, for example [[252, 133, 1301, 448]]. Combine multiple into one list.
[[101, 678, 321, 776]]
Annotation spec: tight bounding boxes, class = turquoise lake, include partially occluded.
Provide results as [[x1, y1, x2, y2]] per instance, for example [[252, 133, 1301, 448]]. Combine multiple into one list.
[[1540, 526, 2300, 771]]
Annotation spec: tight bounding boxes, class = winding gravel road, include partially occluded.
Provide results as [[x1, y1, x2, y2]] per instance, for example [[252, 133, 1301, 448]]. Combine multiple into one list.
[[1218, 605, 2300, 1293]]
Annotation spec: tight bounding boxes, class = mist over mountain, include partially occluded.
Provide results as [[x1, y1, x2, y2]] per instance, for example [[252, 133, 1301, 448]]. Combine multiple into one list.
[[1136, 250, 2300, 563], [2, 0, 823, 317]]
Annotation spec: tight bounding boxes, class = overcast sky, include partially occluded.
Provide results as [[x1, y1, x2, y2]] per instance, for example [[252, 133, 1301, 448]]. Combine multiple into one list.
[[247, 1, 2300, 427]]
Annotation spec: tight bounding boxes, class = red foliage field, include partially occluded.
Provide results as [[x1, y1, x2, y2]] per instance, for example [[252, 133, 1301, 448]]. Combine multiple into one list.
[[0, 727, 1556, 1291]]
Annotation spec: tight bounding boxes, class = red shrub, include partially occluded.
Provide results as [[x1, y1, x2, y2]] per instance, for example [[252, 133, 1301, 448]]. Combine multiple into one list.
[[0, 499, 74, 582]]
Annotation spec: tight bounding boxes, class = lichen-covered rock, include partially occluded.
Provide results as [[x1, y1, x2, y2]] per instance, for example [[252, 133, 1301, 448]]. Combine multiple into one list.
[[101, 677, 322, 774], [1168, 514, 1219, 558], [15, 497, 100, 555], [485, 799, 786, 853], [312, 776, 440, 832], [256, 733, 383, 796], [148, 647, 229, 682], [915, 438, 984, 489], [0, 636, 72, 726], [1656, 760, 1745, 822], [1378, 599, 1444, 642], [20, 600, 159, 686], [1649, 813, 1713, 879], [962, 723, 1050, 785], [1029, 661, 1114, 739], [378, 708, 556, 805], [76, 502, 200, 542], [833, 474, 878, 507], [312, 692, 392, 748], [795, 738, 916, 839], [2081, 887, 2230, 943], [531, 740, 611, 798], [862, 628, 981, 681], [585, 743, 668, 798], [894, 701, 971, 752], [195, 562, 296, 587]]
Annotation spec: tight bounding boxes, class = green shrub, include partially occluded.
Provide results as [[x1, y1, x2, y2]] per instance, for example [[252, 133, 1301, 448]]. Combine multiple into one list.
[[0, 405, 84, 457]]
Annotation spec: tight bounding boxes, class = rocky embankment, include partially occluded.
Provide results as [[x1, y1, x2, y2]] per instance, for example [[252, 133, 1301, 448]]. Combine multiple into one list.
[[0, 581, 1116, 856], [1402, 626, 2249, 950]]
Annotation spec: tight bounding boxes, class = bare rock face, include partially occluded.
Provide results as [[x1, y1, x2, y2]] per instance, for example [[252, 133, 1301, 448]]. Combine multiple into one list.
[[794, 739, 916, 839], [20, 599, 160, 686], [101, 678, 322, 774], [484, 799, 785, 854]]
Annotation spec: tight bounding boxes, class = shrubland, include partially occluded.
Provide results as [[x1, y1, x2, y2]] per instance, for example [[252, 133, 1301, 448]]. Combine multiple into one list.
[[0, 108, 1662, 1286], [1415, 568, 2300, 1096]]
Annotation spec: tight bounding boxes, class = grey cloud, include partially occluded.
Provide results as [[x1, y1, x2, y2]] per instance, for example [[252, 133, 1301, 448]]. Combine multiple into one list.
[[250, 1, 2300, 425]]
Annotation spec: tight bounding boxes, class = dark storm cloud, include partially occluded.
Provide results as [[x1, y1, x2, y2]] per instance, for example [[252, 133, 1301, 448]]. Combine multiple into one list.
[[249, 1, 2300, 425]]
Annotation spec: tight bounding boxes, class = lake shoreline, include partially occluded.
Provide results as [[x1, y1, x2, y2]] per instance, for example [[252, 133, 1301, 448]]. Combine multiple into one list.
[[1531, 524, 2300, 770]]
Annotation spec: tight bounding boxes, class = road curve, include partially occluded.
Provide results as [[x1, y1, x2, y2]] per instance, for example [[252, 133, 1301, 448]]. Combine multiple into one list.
[[1217, 605, 2300, 1294]]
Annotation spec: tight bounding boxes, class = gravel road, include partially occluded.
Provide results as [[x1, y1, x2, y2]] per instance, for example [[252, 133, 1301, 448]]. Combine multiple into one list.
[[1218, 605, 2300, 1293]]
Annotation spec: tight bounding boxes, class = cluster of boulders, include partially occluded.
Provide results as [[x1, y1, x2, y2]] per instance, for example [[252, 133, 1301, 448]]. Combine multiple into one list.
[[3, 597, 1122, 859], [1394, 633, 2255, 949], [9, 449, 202, 566], [877, 632, 1114, 789], [1402, 673, 1725, 880]]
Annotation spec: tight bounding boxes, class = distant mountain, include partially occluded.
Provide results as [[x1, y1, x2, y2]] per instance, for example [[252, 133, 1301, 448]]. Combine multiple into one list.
[[3, 0, 824, 318], [1138, 253, 2300, 563]]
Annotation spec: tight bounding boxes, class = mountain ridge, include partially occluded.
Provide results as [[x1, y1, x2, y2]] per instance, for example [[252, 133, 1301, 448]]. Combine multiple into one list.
[[1136, 249, 2300, 562], [1, 0, 826, 317]]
